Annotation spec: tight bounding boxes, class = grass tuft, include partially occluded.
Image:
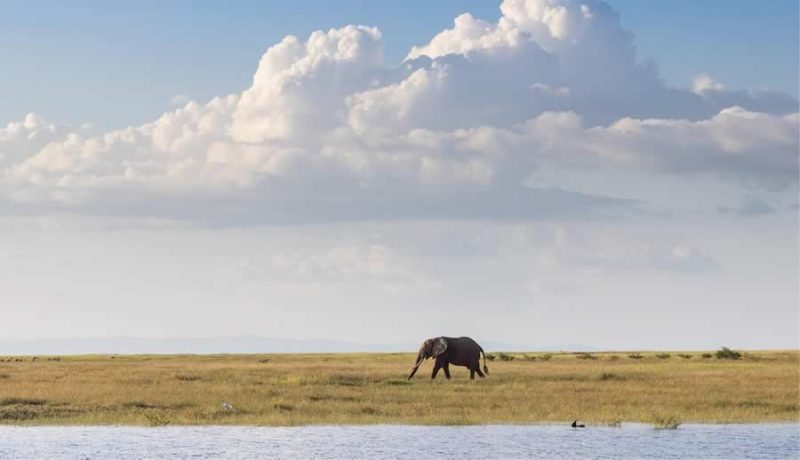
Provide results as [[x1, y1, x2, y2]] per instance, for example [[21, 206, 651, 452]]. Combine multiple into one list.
[[328, 374, 372, 386], [598, 372, 625, 381], [144, 411, 170, 427], [652, 414, 681, 429], [0, 398, 46, 406]]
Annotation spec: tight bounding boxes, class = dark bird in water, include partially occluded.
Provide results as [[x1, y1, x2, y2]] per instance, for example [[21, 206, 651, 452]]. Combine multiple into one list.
[[571, 420, 585, 428]]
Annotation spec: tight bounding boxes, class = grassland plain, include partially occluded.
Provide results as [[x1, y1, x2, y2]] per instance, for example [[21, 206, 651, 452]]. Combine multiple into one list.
[[0, 351, 797, 426]]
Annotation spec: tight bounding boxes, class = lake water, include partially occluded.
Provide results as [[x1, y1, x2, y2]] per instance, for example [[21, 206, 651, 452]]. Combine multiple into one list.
[[0, 424, 797, 459]]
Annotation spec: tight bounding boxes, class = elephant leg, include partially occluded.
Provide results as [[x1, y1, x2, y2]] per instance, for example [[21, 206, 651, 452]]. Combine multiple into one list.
[[469, 368, 475, 380], [443, 363, 451, 380], [476, 367, 485, 378], [431, 364, 441, 380]]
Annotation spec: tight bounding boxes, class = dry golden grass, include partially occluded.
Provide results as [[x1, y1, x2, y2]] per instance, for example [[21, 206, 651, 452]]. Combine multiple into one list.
[[0, 350, 797, 426]]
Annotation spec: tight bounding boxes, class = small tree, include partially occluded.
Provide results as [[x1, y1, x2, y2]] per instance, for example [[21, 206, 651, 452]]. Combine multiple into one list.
[[715, 347, 742, 360]]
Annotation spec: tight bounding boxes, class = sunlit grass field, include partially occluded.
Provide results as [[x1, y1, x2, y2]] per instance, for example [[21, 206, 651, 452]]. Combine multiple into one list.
[[0, 350, 797, 426]]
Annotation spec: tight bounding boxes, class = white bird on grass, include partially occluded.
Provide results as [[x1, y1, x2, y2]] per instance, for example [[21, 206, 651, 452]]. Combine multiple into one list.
[[222, 401, 234, 411]]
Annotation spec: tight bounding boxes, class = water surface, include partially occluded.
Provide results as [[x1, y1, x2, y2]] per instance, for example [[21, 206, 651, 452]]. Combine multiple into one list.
[[0, 424, 797, 459]]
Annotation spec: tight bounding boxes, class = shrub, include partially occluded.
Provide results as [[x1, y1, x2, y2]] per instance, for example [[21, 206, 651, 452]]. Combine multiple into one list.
[[608, 355, 620, 361], [539, 354, 552, 361], [521, 354, 537, 362], [677, 354, 692, 359], [496, 353, 515, 362], [576, 353, 597, 360], [715, 347, 742, 360], [655, 353, 671, 359], [175, 374, 201, 382], [485, 354, 496, 361], [628, 353, 643, 360], [701, 353, 713, 359]]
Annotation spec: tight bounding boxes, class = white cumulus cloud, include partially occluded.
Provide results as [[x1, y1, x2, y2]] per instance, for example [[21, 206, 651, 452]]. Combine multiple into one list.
[[0, 0, 796, 224]]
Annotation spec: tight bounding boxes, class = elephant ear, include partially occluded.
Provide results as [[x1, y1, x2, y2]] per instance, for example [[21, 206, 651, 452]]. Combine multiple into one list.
[[432, 337, 448, 357]]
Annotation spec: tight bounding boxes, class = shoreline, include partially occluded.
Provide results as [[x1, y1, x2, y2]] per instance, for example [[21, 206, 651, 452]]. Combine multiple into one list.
[[2, 421, 800, 428]]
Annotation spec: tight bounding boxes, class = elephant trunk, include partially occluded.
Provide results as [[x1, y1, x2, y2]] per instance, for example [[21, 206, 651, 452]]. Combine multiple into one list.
[[407, 350, 425, 380]]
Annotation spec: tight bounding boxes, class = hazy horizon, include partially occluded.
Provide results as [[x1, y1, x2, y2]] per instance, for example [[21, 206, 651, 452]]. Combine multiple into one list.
[[1, 335, 785, 356], [1, 0, 797, 351]]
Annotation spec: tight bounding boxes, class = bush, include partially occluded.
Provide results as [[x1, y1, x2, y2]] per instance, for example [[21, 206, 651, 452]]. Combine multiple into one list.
[[715, 347, 742, 360], [521, 354, 537, 361], [496, 352, 515, 362], [538, 354, 552, 361], [485, 354, 496, 362], [701, 353, 713, 359], [608, 355, 620, 361], [677, 354, 692, 359], [655, 353, 671, 359], [576, 353, 597, 360], [627, 353, 643, 360]]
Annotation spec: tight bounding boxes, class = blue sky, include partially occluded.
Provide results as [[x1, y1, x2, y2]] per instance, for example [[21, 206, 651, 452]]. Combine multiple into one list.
[[1, 0, 796, 130], [0, 0, 797, 350]]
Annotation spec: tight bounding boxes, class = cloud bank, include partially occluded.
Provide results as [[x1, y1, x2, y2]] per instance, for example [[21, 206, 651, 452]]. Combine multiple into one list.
[[1, 0, 796, 224]]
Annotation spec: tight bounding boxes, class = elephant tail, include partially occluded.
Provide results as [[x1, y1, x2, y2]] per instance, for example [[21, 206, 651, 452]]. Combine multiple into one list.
[[480, 346, 489, 375]]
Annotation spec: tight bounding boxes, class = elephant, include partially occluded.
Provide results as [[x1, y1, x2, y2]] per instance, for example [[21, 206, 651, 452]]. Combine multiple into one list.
[[407, 336, 489, 380]]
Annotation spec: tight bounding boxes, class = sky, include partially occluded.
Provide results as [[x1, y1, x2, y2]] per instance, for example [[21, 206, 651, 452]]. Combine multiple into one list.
[[0, 0, 797, 351]]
